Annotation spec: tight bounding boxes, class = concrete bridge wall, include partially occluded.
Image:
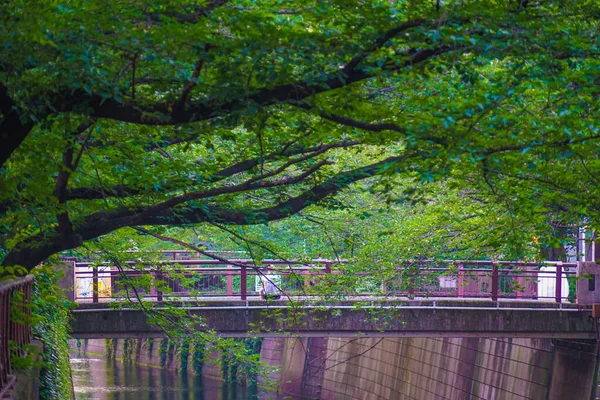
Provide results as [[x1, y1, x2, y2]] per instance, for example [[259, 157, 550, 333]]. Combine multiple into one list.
[[70, 303, 597, 339]]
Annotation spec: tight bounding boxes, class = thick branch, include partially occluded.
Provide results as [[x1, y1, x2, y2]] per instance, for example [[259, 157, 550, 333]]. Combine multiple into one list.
[[1, 155, 409, 270], [54, 123, 94, 246], [0, 84, 35, 168], [178, 44, 213, 107], [60, 140, 359, 202], [147, 0, 228, 24], [138, 154, 409, 226], [56, 25, 445, 126]]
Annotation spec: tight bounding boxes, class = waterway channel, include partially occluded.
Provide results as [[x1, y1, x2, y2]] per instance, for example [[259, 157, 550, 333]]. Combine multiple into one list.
[[71, 354, 256, 400]]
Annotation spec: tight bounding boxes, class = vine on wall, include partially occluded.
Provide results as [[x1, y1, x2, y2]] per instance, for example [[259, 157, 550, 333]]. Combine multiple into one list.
[[180, 338, 190, 372], [31, 264, 74, 399], [147, 338, 155, 358], [192, 340, 205, 375], [123, 338, 134, 363], [159, 338, 169, 367], [106, 338, 117, 360]]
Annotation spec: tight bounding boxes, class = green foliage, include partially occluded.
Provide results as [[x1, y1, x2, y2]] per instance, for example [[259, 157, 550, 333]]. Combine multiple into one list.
[[147, 339, 155, 358], [123, 338, 134, 363], [221, 350, 231, 382], [2, 1, 600, 390], [105, 339, 117, 360], [31, 264, 73, 400], [159, 338, 169, 367], [3, 0, 599, 274], [240, 338, 263, 390], [179, 338, 190, 372], [192, 340, 205, 375]]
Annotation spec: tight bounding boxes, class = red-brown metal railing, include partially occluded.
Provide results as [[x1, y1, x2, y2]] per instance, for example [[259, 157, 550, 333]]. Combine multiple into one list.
[[74, 259, 335, 301], [72, 258, 577, 304], [0, 274, 34, 398]]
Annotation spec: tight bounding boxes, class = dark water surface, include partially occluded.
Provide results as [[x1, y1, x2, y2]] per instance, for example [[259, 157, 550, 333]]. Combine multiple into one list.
[[71, 355, 253, 400]]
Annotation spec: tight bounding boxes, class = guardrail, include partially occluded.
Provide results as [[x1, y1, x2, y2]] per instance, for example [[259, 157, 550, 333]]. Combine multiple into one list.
[[0, 275, 33, 398], [73, 259, 336, 302], [71, 258, 577, 304]]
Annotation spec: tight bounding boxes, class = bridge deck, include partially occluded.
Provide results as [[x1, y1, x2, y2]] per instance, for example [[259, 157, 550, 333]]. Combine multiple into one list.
[[71, 298, 595, 339]]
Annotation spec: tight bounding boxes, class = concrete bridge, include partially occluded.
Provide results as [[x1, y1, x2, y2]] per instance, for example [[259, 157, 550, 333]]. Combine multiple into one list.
[[70, 299, 596, 339], [54, 254, 600, 400], [64, 253, 600, 339]]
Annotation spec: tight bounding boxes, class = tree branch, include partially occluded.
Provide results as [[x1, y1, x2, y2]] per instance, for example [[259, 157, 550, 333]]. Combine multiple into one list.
[[54, 122, 95, 247], [57, 140, 360, 202], [1, 154, 411, 270], [0, 83, 36, 168], [55, 31, 448, 126]]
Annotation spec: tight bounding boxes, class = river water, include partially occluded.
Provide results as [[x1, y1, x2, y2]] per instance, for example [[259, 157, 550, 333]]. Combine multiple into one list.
[[71, 355, 255, 400]]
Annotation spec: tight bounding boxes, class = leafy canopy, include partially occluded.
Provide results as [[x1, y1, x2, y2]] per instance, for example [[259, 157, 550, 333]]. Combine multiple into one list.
[[1, 0, 600, 270]]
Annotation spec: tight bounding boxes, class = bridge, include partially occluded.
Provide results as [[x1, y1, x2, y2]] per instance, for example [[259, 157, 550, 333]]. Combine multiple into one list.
[[70, 300, 595, 339], [58, 252, 599, 339], [3, 253, 600, 397], [67, 251, 577, 303]]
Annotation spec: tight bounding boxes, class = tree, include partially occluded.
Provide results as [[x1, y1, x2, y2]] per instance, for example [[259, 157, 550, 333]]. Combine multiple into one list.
[[2, 0, 600, 271]]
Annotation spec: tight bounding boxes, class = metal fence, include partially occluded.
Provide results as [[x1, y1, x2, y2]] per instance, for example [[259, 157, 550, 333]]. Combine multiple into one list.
[[73, 258, 334, 302], [0, 275, 33, 398], [70, 256, 577, 303]]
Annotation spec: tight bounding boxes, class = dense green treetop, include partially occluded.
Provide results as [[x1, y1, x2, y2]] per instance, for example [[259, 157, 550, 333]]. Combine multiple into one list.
[[1, 0, 600, 271]]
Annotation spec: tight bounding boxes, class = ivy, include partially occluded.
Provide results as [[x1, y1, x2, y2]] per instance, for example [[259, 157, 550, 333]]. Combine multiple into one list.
[[179, 338, 190, 372], [105, 339, 117, 360], [147, 339, 155, 358], [192, 340, 205, 376], [123, 338, 134, 363], [159, 338, 169, 367], [31, 265, 73, 400]]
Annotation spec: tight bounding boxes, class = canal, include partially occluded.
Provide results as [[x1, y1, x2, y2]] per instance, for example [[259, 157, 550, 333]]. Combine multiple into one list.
[[71, 354, 256, 400]]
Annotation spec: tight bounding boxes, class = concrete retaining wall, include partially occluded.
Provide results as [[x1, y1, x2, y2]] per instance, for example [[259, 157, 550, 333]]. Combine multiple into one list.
[[71, 337, 598, 400], [261, 337, 598, 399], [71, 338, 224, 380], [300, 337, 554, 400], [6, 341, 44, 400]]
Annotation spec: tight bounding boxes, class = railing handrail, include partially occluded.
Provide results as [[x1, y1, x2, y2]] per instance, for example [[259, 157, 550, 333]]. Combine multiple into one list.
[[72, 258, 345, 267], [0, 274, 34, 293], [0, 274, 34, 397], [71, 257, 578, 304], [71, 258, 578, 267]]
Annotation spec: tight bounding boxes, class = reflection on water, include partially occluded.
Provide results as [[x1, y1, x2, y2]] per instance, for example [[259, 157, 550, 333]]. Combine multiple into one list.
[[71, 355, 254, 400]]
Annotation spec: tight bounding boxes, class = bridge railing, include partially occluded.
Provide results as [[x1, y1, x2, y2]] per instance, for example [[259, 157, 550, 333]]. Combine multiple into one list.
[[73, 259, 336, 302], [72, 258, 577, 303], [382, 261, 576, 302], [0, 275, 34, 397]]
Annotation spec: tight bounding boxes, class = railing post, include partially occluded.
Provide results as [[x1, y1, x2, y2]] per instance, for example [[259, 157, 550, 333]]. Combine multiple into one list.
[[1, 275, 34, 396], [226, 265, 233, 296], [491, 263, 499, 301], [555, 263, 562, 303], [324, 262, 331, 274], [156, 265, 163, 302], [103, 267, 114, 300], [304, 269, 311, 292], [25, 280, 32, 344], [92, 265, 99, 304], [0, 289, 8, 391], [240, 266, 247, 301], [457, 263, 464, 298], [408, 274, 415, 297]]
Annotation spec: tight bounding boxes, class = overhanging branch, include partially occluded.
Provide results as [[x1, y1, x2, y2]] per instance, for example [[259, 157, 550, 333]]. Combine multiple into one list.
[[1, 154, 411, 269]]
